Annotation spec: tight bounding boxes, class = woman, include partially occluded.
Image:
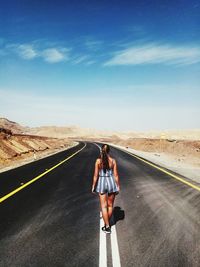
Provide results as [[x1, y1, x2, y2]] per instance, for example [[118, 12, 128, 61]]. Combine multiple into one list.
[[92, 144, 120, 234]]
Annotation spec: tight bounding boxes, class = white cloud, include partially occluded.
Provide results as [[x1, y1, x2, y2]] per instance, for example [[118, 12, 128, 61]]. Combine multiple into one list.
[[17, 44, 38, 59], [1, 39, 97, 65], [5, 43, 38, 59], [104, 43, 200, 66], [2, 42, 69, 63], [42, 48, 67, 63]]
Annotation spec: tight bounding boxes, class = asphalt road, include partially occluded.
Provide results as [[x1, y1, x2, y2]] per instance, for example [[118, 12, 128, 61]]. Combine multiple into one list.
[[0, 142, 200, 267]]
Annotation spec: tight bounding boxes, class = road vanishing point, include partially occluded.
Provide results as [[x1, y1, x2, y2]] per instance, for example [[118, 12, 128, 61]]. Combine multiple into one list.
[[0, 142, 200, 267]]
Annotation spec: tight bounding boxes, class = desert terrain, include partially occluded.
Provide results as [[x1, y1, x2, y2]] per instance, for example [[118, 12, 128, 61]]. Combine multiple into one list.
[[0, 118, 199, 180], [106, 137, 200, 167], [0, 118, 77, 172]]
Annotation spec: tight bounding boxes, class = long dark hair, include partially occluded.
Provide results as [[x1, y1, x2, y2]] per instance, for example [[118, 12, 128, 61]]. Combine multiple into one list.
[[100, 144, 110, 173]]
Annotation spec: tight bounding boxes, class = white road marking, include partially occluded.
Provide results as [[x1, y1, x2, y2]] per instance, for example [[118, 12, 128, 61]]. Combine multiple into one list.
[[111, 225, 121, 267], [99, 212, 107, 267]]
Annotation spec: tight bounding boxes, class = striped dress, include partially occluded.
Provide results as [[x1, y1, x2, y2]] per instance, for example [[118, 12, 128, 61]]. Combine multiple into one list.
[[95, 165, 119, 194]]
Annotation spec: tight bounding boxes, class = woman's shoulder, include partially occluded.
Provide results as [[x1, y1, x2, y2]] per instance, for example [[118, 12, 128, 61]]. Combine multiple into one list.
[[109, 156, 115, 161], [109, 157, 116, 165], [96, 158, 101, 164]]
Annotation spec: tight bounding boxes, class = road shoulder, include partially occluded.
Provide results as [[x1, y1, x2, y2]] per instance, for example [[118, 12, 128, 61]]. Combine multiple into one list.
[[108, 143, 200, 185]]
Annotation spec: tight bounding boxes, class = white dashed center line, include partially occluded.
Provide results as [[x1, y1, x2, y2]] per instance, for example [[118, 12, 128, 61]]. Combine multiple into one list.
[[99, 212, 107, 267], [99, 212, 121, 267], [110, 224, 121, 267]]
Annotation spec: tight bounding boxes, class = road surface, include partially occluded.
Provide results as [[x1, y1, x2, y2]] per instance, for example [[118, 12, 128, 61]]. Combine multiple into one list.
[[0, 142, 200, 267]]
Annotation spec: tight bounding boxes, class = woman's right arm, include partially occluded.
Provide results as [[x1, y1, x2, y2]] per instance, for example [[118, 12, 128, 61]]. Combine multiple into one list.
[[113, 159, 120, 191], [92, 159, 99, 193]]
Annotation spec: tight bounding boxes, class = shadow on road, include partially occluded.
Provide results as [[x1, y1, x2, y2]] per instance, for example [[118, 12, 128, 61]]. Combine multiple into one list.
[[111, 206, 125, 226]]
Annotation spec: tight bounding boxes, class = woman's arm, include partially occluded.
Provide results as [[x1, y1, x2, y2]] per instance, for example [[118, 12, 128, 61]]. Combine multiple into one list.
[[92, 159, 99, 193], [113, 159, 120, 190]]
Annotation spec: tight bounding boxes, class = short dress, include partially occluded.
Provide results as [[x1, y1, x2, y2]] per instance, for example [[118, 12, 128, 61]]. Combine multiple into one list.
[[95, 165, 119, 194]]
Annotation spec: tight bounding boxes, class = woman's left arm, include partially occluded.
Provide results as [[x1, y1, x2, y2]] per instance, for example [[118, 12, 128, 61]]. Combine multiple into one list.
[[92, 159, 99, 193], [113, 159, 120, 191]]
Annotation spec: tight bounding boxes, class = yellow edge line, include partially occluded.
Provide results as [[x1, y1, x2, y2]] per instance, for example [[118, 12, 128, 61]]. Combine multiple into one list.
[[0, 143, 86, 203], [116, 146, 200, 193]]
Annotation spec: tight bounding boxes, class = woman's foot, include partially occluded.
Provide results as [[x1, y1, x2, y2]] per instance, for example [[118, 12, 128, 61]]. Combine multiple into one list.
[[102, 225, 111, 234]]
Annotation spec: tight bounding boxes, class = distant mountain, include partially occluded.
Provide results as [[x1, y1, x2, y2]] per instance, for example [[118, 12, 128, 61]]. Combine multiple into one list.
[[0, 117, 199, 140], [29, 125, 118, 139], [0, 118, 29, 134]]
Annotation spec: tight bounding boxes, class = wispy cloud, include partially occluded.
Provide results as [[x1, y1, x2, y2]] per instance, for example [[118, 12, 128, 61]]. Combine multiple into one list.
[[71, 55, 96, 65], [104, 43, 200, 66], [42, 48, 68, 63], [4, 43, 69, 63], [1, 40, 99, 65], [17, 44, 38, 59], [5, 39, 200, 67], [72, 55, 89, 64], [84, 39, 103, 51]]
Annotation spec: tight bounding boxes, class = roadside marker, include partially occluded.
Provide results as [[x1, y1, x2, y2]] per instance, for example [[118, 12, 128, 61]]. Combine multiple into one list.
[[0, 143, 86, 203]]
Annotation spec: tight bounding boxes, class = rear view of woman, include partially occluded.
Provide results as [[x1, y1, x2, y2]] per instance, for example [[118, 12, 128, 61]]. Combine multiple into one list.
[[92, 144, 120, 234]]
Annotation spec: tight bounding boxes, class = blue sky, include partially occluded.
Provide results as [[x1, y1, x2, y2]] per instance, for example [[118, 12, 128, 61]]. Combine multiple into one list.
[[0, 0, 200, 131]]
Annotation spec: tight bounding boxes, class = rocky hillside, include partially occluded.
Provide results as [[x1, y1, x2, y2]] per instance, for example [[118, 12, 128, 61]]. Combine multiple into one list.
[[0, 123, 75, 172], [0, 118, 29, 134]]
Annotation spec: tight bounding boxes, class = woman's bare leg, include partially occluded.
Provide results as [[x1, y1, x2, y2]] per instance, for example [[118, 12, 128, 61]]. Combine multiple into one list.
[[99, 193, 109, 227], [108, 193, 115, 221]]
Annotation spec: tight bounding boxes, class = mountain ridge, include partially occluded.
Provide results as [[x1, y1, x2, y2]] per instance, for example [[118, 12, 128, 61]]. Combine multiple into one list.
[[0, 117, 200, 140]]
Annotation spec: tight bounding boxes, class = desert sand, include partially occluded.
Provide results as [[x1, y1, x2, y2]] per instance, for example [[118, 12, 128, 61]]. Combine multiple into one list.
[[0, 118, 199, 182]]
